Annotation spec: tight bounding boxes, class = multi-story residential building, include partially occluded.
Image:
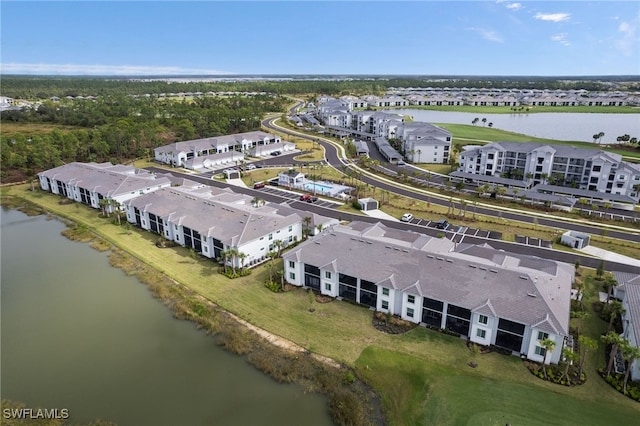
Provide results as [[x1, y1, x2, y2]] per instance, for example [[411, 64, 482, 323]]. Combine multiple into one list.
[[283, 221, 573, 364], [315, 97, 451, 164], [154, 131, 291, 168], [38, 162, 172, 212], [124, 186, 304, 268], [396, 122, 451, 164], [457, 142, 640, 201], [613, 271, 640, 381]]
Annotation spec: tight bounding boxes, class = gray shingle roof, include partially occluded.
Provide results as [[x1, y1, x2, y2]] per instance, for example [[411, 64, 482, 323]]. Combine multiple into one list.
[[154, 131, 276, 154], [38, 162, 171, 197], [284, 222, 572, 334], [126, 187, 300, 246]]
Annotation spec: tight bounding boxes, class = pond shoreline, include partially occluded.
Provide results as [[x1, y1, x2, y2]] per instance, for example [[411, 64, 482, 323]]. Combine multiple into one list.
[[1, 191, 384, 426]]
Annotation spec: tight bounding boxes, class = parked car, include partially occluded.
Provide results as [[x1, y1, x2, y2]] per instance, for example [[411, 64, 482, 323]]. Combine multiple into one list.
[[401, 213, 413, 222], [246, 164, 257, 170], [435, 219, 449, 229], [299, 194, 311, 201], [306, 196, 318, 203], [253, 182, 265, 189], [397, 160, 406, 166], [270, 151, 281, 156]]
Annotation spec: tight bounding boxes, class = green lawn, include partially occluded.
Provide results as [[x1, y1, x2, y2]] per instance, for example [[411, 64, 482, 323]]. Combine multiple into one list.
[[356, 346, 639, 426], [4, 186, 639, 425]]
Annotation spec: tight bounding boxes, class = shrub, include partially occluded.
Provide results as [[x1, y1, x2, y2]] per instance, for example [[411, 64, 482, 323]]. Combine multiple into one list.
[[264, 280, 282, 293]]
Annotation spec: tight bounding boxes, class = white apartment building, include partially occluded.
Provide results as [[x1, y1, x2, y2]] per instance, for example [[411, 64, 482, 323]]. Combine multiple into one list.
[[283, 221, 573, 364], [458, 142, 640, 201], [38, 162, 171, 212], [154, 131, 287, 168]]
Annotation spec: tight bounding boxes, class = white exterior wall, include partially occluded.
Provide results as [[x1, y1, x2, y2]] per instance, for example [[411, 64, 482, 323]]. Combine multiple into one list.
[[621, 296, 640, 381], [284, 259, 304, 287], [470, 313, 495, 346], [321, 270, 338, 297], [525, 329, 563, 364], [400, 292, 421, 323]]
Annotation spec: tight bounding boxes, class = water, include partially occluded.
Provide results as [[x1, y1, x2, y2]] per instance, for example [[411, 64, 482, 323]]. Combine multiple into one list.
[[387, 109, 640, 143], [0, 208, 333, 426]]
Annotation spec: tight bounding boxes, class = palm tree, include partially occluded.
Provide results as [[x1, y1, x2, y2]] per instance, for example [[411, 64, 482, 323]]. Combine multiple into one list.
[[601, 331, 625, 377], [217, 249, 229, 274], [315, 223, 324, 235], [604, 273, 619, 303], [472, 117, 479, 126], [238, 251, 248, 274], [481, 117, 487, 127], [577, 335, 598, 380], [273, 239, 284, 257], [605, 300, 625, 333], [620, 341, 640, 394], [540, 338, 556, 378], [266, 250, 278, 282], [227, 247, 239, 275], [560, 347, 579, 384], [98, 198, 110, 217]]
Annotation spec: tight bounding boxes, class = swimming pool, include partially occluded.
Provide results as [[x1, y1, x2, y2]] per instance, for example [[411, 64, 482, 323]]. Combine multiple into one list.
[[302, 182, 334, 193]]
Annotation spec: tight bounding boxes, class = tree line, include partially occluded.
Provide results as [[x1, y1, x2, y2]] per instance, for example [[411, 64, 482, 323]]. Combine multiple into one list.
[[1, 76, 629, 99], [1, 94, 288, 181]]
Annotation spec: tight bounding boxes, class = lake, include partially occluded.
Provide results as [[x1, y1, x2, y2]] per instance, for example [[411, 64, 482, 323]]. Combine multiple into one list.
[[386, 109, 640, 143], [0, 208, 333, 426]]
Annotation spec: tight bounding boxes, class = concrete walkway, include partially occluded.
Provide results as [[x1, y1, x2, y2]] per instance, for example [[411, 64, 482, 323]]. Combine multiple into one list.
[[578, 246, 640, 268], [362, 209, 399, 221], [226, 178, 248, 188]]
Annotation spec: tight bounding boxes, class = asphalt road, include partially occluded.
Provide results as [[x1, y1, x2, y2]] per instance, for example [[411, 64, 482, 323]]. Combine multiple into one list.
[[147, 166, 640, 274], [262, 117, 640, 245]]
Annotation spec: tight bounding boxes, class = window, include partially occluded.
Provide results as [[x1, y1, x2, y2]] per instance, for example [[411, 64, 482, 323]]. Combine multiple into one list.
[[325, 271, 332, 279], [204, 246, 208, 252], [382, 300, 389, 310], [289, 261, 294, 268], [476, 329, 486, 339], [407, 308, 414, 318], [407, 295, 415, 304], [289, 272, 295, 280], [288, 225, 293, 232], [537, 331, 549, 341], [268, 233, 273, 240], [535, 346, 546, 356], [592, 165, 602, 172], [325, 283, 331, 291], [382, 287, 390, 296], [479, 315, 488, 325]]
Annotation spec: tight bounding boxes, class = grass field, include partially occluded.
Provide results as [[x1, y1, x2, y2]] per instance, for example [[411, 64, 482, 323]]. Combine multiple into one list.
[[1, 122, 83, 137], [3, 185, 639, 425]]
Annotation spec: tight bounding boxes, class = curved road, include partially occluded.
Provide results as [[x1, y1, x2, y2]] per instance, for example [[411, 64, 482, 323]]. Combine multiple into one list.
[[263, 115, 640, 245]]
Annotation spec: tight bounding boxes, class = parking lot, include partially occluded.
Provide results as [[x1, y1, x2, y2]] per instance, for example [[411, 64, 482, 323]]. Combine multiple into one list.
[[255, 185, 342, 208], [515, 235, 553, 248], [402, 216, 503, 243]]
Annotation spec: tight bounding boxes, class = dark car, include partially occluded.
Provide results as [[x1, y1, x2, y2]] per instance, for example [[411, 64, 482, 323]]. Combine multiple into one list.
[[435, 219, 449, 229], [253, 182, 265, 189], [270, 151, 281, 156], [306, 196, 318, 203]]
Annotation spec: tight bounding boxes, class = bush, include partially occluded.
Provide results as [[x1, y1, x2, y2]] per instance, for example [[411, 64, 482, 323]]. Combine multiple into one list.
[[264, 280, 282, 293]]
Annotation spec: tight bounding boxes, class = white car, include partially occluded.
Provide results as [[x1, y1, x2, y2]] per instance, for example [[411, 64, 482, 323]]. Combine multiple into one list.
[[401, 213, 413, 222], [246, 164, 256, 170]]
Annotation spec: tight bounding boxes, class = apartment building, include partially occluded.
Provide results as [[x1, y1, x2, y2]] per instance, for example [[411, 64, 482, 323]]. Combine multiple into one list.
[[283, 221, 573, 364]]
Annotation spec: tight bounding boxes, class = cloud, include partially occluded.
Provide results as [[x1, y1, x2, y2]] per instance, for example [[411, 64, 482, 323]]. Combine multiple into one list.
[[614, 21, 638, 56], [551, 33, 571, 46], [505, 3, 522, 11], [0, 63, 232, 75], [534, 12, 570, 22], [467, 27, 504, 43]]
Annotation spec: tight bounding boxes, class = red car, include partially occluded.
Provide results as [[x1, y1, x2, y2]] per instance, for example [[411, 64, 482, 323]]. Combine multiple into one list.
[[299, 194, 311, 201], [253, 182, 265, 189]]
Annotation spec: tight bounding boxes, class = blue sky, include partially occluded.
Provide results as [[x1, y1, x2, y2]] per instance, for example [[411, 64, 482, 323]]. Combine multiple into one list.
[[1, 1, 639, 76]]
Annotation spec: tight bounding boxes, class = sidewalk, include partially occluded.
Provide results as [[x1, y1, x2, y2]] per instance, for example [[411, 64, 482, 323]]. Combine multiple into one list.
[[362, 209, 399, 221], [578, 246, 640, 268]]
